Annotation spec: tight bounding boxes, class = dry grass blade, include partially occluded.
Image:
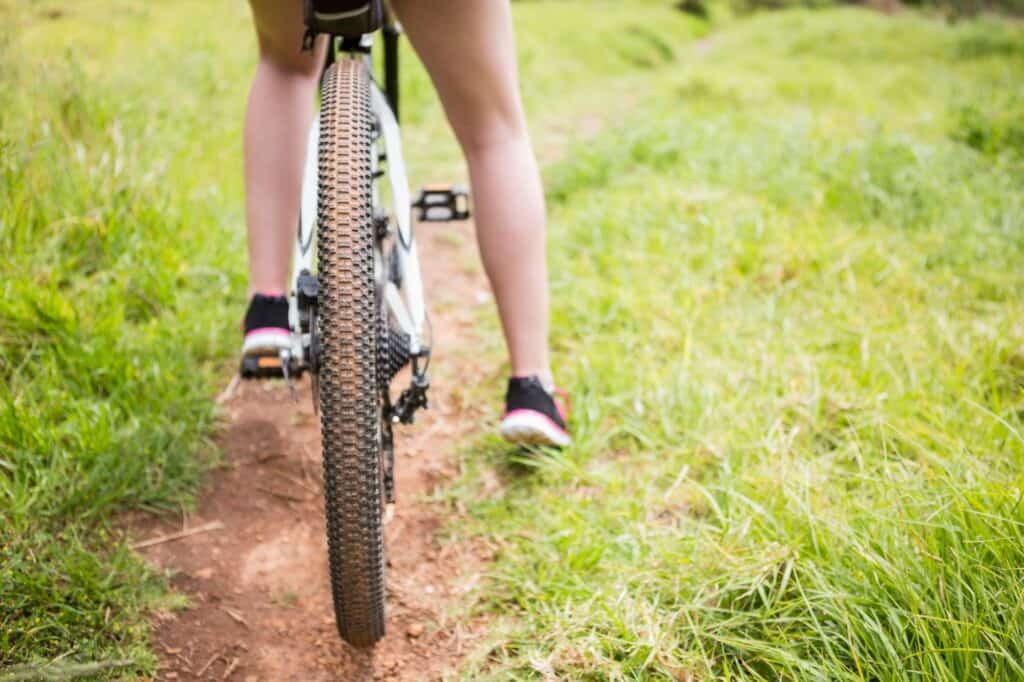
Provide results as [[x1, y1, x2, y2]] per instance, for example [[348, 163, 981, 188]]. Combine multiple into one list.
[[132, 521, 225, 549]]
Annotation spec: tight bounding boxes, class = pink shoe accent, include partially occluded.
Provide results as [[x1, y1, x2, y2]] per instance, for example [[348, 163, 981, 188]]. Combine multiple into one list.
[[502, 408, 569, 437]]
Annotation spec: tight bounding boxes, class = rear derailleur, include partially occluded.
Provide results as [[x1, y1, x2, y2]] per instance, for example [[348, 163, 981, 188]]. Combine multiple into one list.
[[388, 357, 430, 425]]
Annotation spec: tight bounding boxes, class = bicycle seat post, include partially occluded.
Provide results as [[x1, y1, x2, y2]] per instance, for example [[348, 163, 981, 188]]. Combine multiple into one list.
[[383, 10, 401, 122]]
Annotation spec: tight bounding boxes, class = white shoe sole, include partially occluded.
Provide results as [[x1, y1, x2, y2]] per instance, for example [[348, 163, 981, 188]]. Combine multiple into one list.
[[500, 410, 572, 447], [241, 329, 292, 356]]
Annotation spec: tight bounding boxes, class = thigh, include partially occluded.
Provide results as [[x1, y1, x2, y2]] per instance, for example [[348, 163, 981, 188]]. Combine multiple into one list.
[[249, 0, 322, 73], [389, 0, 527, 149]]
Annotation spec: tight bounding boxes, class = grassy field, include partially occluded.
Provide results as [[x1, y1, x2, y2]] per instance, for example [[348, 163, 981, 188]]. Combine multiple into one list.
[[454, 8, 1024, 681], [1, 1, 251, 671], [2, 0, 1022, 679]]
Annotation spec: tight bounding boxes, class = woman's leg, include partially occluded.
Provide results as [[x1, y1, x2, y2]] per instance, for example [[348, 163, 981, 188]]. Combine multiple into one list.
[[390, 0, 554, 388], [245, 1, 325, 298]]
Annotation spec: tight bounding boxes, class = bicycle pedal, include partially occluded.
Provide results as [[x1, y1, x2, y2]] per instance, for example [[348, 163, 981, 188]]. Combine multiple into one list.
[[412, 185, 470, 222], [239, 354, 303, 381]]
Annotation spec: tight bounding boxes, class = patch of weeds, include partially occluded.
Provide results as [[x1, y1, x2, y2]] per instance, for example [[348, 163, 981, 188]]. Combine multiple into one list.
[[951, 98, 1024, 159], [617, 25, 677, 68], [454, 8, 1024, 680], [271, 591, 300, 608], [0, 523, 163, 671], [955, 22, 1024, 59]]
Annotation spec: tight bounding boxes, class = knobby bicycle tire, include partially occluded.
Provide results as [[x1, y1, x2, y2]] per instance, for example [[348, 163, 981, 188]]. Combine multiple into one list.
[[317, 56, 386, 648]]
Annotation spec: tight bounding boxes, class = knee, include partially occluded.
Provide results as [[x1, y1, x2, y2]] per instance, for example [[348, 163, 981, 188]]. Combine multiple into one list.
[[256, 33, 324, 81], [453, 113, 529, 159]]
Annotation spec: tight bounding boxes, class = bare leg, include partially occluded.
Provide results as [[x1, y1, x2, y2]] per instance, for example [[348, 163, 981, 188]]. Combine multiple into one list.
[[245, 1, 325, 297], [245, 1, 554, 386], [391, 0, 554, 387]]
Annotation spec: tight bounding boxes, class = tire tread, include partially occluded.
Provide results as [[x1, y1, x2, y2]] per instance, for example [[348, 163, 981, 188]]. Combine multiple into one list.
[[317, 57, 386, 648]]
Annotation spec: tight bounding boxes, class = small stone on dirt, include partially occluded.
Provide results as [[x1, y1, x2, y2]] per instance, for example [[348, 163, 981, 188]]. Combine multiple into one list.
[[406, 622, 425, 638]]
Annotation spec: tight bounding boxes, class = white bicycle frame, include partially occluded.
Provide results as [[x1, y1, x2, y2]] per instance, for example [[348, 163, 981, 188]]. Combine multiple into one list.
[[289, 54, 428, 365]]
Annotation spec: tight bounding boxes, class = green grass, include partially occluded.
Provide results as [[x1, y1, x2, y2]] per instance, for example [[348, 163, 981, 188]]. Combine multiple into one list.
[[0, 0, 256, 671], [452, 8, 1024, 681], [0, 0, 703, 675]]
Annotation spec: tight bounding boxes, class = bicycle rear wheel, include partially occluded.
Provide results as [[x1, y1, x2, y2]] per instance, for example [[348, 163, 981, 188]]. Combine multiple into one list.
[[316, 56, 386, 648]]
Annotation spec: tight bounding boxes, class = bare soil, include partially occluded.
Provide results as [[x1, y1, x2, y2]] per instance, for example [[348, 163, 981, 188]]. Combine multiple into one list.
[[132, 218, 497, 681]]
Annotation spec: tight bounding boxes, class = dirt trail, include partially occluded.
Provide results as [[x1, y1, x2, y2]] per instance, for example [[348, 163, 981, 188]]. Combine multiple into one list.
[[134, 217, 496, 681]]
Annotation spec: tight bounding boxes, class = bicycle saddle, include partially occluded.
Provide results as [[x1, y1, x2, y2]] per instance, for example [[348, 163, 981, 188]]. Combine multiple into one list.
[[304, 0, 384, 38]]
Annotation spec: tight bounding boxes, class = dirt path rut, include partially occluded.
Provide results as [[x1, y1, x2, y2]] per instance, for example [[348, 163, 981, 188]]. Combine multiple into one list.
[[134, 217, 495, 681]]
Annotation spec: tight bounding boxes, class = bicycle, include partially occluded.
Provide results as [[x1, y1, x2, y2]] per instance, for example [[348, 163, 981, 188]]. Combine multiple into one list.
[[240, 0, 469, 648]]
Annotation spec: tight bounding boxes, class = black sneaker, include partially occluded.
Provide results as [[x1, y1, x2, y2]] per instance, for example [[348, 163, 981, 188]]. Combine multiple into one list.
[[499, 376, 572, 447], [240, 293, 291, 363]]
